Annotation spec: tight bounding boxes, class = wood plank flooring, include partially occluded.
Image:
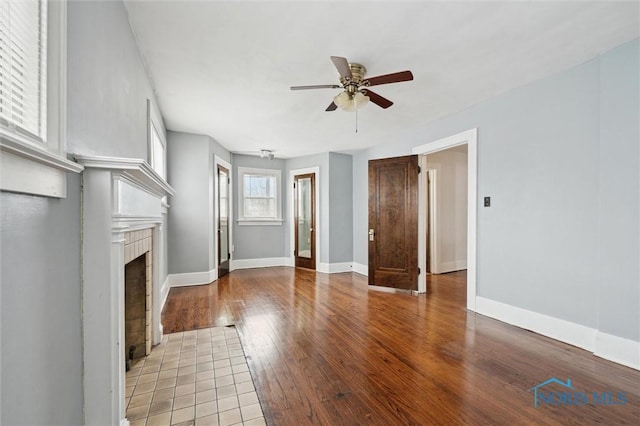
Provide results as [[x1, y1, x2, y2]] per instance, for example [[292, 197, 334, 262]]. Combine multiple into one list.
[[162, 268, 640, 425]]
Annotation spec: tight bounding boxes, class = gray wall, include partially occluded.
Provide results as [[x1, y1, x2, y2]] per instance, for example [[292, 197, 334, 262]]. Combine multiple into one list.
[[229, 152, 354, 265], [67, 0, 160, 159], [1, 1, 169, 423], [596, 40, 639, 340], [232, 154, 288, 260], [352, 39, 639, 341], [0, 176, 83, 426], [328, 153, 353, 263], [167, 132, 211, 274], [166, 131, 231, 274]]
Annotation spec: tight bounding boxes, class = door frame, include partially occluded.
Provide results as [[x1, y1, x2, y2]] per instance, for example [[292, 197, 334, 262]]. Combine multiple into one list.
[[425, 168, 438, 274], [289, 166, 320, 271], [214, 155, 233, 275], [293, 173, 316, 270], [412, 128, 477, 311]]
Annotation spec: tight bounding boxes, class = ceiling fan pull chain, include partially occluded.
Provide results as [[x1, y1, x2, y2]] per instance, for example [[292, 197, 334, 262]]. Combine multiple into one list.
[[355, 100, 358, 133]]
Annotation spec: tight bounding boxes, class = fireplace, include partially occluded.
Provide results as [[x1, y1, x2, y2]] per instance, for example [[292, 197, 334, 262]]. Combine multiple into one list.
[[124, 229, 154, 361], [75, 155, 174, 426]]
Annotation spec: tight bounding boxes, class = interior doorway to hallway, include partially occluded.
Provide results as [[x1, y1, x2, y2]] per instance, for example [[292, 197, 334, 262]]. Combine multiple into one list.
[[413, 128, 478, 311], [424, 145, 468, 276]]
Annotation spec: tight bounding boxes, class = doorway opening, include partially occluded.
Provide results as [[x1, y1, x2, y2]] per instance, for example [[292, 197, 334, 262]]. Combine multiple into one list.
[[217, 164, 230, 277], [424, 145, 468, 276], [289, 166, 320, 271], [413, 128, 477, 311], [294, 172, 316, 270], [215, 156, 232, 278]]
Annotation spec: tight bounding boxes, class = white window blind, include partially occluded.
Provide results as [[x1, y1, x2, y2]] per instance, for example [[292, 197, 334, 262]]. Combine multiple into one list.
[[0, 0, 47, 142]]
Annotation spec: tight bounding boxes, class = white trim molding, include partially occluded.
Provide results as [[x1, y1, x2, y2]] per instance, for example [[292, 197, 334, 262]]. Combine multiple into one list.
[[214, 155, 233, 274], [475, 297, 596, 351], [439, 260, 468, 273], [317, 262, 353, 274], [166, 269, 217, 288], [352, 262, 368, 277], [74, 155, 175, 198], [0, 1, 81, 198], [161, 276, 170, 317], [594, 332, 640, 370], [237, 166, 282, 223], [475, 297, 640, 371], [77, 155, 174, 425], [289, 166, 321, 271], [413, 128, 477, 311], [237, 220, 284, 226], [231, 257, 292, 270]]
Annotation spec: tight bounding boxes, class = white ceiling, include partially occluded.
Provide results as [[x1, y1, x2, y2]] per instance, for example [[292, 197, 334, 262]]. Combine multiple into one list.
[[124, 1, 639, 159]]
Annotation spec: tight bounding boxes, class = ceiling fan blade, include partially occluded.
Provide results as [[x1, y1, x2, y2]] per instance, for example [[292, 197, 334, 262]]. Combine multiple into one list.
[[291, 84, 341, 91], [325, 102, 338, 112], [330, 56, 352, 80], [363, 89, 393, 109], [365, 70, 413, 87]]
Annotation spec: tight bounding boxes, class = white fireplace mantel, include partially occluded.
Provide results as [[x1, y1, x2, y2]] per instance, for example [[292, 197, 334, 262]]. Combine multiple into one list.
[[76, 155, 174, 426]]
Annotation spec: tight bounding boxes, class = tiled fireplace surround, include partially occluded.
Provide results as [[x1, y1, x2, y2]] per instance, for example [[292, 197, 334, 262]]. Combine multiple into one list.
[[125, 229, 154, 359], [76, 155, 174, 426]]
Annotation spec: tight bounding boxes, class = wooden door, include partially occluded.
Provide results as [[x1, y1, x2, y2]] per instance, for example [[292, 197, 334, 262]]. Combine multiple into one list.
[[368, 155, 419, 290], [217, 165, 230, 277], [294, 173, 316, 270]]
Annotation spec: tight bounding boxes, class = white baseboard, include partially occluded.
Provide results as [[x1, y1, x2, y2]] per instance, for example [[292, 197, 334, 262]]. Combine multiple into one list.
[[352, 262, 368, 276], [475, 296, 639, 371], [317, 262, 353, 274], [437, 260, 467, 273], [166, 268, 217, 288], [594, 332, 640, 370], [475, 296, 596, 352], [230, 257, 291, 270]]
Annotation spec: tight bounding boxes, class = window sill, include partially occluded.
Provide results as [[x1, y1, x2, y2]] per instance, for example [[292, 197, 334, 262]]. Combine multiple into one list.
[[0, 133, 84, 198], [237, 219, 284, 226]]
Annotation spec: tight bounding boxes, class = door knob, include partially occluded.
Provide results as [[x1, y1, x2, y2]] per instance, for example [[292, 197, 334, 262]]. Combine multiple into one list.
[[369, 229, 375, 241]]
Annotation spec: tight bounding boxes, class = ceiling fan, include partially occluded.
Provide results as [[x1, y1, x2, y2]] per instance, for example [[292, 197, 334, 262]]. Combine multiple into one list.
[[291, 56, 413, 112]]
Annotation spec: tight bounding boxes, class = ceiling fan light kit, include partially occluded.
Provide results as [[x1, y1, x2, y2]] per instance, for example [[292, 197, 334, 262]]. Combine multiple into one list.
[[260, 149, 275, 160], [334, 90, 369, 112], [291, 56, 413, 113]]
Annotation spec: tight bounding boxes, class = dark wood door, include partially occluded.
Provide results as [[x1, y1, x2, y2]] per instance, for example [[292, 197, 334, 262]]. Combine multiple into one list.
[[217, 165, 230, 278], [294, 173, 316, 270], [368, 155, 419, 290]]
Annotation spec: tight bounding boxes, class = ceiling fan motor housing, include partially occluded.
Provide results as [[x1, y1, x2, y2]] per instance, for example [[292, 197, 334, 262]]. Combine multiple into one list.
[[341, 63, 367, 86]]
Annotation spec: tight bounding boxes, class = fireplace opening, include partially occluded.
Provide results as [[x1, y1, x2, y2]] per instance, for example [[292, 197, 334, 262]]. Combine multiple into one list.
[[125, 254, 149, 361]]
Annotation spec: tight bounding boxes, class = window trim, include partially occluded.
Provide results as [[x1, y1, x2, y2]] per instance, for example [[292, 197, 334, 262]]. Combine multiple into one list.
[[237, 166, 283, 226], [0, 0, 83, 198], [147, 99, 166, 180]]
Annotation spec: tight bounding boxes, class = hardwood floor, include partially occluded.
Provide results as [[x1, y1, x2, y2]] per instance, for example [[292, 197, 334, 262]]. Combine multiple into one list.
[[162, 268, 640, 425]]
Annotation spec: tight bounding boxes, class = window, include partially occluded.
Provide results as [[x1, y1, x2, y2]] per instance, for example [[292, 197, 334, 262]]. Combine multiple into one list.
[[150, 121, 165, 178], [238, 167, 282, 225], [0, 0, 47, 144], [0, 0, 83, 198], [147, 100, 166, 180]]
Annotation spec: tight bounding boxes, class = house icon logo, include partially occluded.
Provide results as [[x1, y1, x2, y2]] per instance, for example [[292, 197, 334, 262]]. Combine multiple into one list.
[[528, 377, 628, 408], [529, 378, 573, 408]]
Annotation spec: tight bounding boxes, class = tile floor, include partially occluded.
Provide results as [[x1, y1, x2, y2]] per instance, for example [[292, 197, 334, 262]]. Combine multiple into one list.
[[125, 326, 266, 426]]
